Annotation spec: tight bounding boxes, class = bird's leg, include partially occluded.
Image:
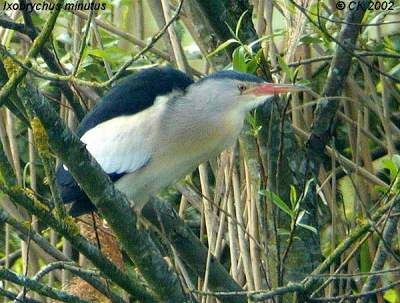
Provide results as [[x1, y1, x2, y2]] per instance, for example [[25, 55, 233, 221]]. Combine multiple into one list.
[[128, 199, 148, 230]]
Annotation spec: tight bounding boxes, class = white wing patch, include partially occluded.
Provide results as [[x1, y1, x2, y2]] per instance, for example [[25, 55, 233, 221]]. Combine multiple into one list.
[[153, 90, 181, 106], [80, 112, 154, 175]]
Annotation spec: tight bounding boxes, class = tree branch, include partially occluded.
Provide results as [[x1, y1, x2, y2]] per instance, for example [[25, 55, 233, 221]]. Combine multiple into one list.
[[0, 267, 89, 303], [0, 15, 33, 35], [0, 207, 69, 262], [359, 203, 400, 302], [15, 261, 126, 303], [189, 282, 304, 301], [301, 196, 400, 298], [0, 287, 40, 303], [305, 0, 370, 159], [142, 197, 247, 303], [309, 280, 400, 302]]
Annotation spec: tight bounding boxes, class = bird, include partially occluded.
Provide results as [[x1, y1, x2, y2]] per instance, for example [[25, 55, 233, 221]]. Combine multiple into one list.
[[56, 66, 303, 216]]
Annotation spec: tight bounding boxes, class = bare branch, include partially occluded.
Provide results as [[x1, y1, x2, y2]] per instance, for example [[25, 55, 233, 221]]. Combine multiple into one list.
[[0, 267, 89, 303]]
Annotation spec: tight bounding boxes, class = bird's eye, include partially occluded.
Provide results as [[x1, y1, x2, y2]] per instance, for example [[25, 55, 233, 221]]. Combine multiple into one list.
[[238, 84, 247, 94]]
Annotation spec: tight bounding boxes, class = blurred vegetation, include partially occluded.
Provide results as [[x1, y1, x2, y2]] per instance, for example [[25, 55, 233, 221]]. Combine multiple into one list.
[[0, 0, 399, 302]]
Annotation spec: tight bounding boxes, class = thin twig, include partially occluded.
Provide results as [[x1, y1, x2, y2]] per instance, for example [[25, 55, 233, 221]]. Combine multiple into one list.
[[0, 267, 89, 303], [271, 51, 400, 73], [310, 280, 400, 302], [71, 1, 95, 76], [15, 261, 126, 303]]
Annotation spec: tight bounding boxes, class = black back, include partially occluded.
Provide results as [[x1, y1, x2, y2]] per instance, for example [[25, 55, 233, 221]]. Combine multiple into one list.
[[196, 70, 264, 85], [76, 67, 193, 136], [56, 67, 193, 216]]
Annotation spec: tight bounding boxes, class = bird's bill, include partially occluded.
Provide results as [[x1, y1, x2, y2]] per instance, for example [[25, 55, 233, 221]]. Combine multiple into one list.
[[244, 83, 305, 96]]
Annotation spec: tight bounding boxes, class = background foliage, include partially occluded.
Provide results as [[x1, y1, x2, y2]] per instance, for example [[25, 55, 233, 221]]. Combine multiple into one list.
[[0, 0, 399, 302]]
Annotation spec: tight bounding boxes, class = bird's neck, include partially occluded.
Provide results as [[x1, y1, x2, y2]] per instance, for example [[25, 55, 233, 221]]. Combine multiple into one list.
[[160, 95, 245, 154]]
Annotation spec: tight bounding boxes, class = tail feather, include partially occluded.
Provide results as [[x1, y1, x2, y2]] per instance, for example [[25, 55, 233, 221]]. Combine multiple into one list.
[[69, 196, 97, 217]]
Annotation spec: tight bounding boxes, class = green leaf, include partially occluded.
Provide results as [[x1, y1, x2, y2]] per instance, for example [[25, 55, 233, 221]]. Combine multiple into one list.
[[246, 111, 258, 128], [301, 179, 314, 200], [382, 158, 398, 179], [235, 11, 248, 38], [389, 63, 400, 78], [277, 56, 293, 81], [290, 185, 297, 209], [85, 46, 131, 63], [246, 50, 264, 73], [248, 30, 285, 48], [296, 79, 312, 86], [207, 39, 239, 58], [232, 46, 247, 72], [360, 242, 372, 273], [277, 228, 291, 237], [246, 58, 258, 74], [297, 223, 317, 234], [226, 22, 237, 40], [392, 36, 400, 52], [300, 35, 323, 45], [384, 289, 400, 303], [296, 211, 317, 234], [261, 190, 293, 217], [392, 154, 400, 168]]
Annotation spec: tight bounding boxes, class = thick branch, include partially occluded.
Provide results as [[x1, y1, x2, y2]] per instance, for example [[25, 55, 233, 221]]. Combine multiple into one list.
[[250, 283, 304, 302], [142, 198, 246, 303], [306, 0, 369, 156], [0, 57, 30, 125], [0, 16, 28, 33], [194, 0, 256, 52], [190, 283, 304, 301]]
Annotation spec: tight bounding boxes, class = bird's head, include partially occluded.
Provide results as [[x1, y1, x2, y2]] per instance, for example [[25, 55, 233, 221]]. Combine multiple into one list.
[[189, 71, 305, 115]]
